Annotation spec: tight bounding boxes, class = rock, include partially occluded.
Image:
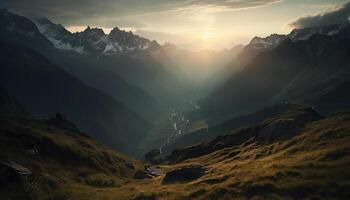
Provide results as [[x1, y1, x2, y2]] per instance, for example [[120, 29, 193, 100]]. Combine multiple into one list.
[[145, 166, 163, 177], [162, 165, 206, 184], [0, 160, 31, 185], [134, 170, 153, 179]]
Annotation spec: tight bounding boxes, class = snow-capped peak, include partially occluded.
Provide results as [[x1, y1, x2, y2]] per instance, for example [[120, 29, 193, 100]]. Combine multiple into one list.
[[34, 18, 160, 55], [247, 23, 349, 51], [248, 34, 287, 50]]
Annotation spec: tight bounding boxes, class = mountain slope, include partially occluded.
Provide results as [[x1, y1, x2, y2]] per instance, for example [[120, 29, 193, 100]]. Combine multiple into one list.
[[128, 109, 350, 200], [0, 10, 167, 120], [204, 25, 350, 119], [0, 9, 53, 51], [0, 42, 149, 155], [34, 16, 185, 106], [161, 103, 298, 154]]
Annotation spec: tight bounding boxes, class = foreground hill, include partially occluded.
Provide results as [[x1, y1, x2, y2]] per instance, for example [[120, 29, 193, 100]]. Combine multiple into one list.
[[131, 108, 350, 200], [0, 116, 145, 200], [1, 107, 349, 200]]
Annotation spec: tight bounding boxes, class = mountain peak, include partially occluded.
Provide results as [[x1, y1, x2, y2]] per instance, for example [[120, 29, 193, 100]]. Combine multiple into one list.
[[248, 34, 287, 50], [34, 17, 158, 54]]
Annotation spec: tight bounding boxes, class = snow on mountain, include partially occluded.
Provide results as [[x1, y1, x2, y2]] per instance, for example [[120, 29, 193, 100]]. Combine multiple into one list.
[[247, 23, 350, 51], [248, 34, 287, 50], [288, 24, 346, 41], [34, 18, 160, 55]]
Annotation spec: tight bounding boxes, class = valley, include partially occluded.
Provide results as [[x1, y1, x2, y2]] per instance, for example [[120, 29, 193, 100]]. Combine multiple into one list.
[[1, 3, 350, 200]]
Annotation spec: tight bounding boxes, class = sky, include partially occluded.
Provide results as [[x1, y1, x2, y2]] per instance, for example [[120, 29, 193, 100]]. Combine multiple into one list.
[[1, 0, 350, 50]]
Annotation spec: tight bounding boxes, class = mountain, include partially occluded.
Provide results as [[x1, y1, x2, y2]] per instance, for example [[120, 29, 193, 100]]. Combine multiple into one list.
[[0, 9, 53, 51], [0, 41, 149, 155], [204, 24, 350, 121], [301, 80, 350, 114], [35, 17, 160, 55], [247, 23, 349, 51], [0, 10, 179, 120], [34, 16, 186, 106], [248, 34, 287, 50]]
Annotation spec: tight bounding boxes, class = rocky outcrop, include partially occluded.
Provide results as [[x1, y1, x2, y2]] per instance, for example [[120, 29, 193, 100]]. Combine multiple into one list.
[[162, 165, 206, 184], [0, 160, 31, 185]]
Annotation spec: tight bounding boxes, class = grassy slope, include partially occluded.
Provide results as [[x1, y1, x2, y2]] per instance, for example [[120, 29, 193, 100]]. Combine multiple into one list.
[[120, 111, 350, 200], [0, 118, 144, 200], [1, 110, 349, 200]]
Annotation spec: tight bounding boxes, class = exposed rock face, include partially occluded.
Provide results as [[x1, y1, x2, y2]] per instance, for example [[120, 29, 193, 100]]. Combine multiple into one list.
[[145, 166, 163, 177], [34, 17, 161, 55], [162, 165, 206, 184]]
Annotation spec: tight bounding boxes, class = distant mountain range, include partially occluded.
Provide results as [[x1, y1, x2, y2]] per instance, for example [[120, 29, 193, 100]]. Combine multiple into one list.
[[247, 23, 349, 50], [34, 17, 161, 55]]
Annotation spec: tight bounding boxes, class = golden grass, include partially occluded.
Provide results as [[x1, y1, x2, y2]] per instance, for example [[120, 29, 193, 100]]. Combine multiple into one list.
[[1, 112, 350, 200]]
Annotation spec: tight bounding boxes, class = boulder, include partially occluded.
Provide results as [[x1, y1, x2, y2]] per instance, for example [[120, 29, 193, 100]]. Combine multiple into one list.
[[162, 165, 206, 184], [134, 170, 153, 179], [145, 166, 163, 177]]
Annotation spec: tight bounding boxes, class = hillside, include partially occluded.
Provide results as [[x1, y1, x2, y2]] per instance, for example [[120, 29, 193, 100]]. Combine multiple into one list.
[[161, 103, 299, 154], [2, 106, 349, 200], [127, 108, 350, 200], [0, 116, 145, 200]]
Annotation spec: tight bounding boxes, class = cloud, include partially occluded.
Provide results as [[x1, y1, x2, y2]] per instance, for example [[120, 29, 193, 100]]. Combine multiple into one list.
[[0, 0, 281, 27], [289, 2, 350, 28]]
